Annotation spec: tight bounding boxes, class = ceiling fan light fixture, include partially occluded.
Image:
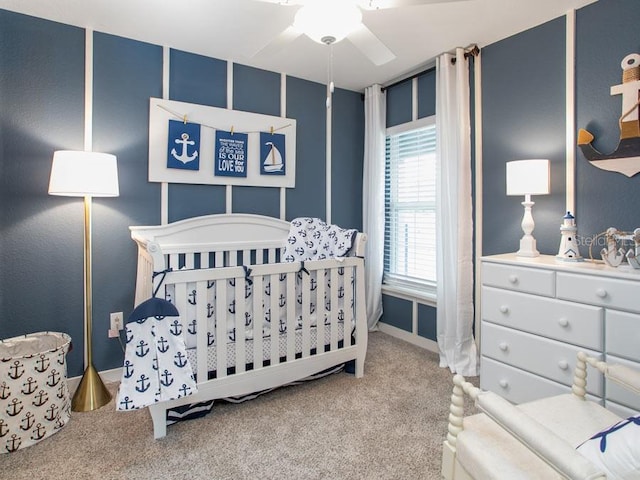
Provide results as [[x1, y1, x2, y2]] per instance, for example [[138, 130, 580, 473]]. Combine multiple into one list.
[[293, 2, 363, 45]]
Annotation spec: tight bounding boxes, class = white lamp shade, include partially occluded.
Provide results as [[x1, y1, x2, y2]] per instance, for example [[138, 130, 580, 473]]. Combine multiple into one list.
[[293, 2, 362, 44], [506, 159, 550, 196], [49, 150, 119, 197]]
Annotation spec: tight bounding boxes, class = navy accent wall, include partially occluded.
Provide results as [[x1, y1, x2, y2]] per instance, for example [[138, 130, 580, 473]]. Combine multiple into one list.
[[168, 49, 227, 221], [92, 33, 163, 372], [232, 64, 282, 218], [381, 295, 413, 333], [386, 78, 413, 127], [331, 87, 365, 230], [285, 76, 327, 221], [417, 304, 437, 340], [418, 69, 436, 119], [482, 17, 567, 256], [0, 10, 364, 376], [0, 11, 86, 373], [575, 0, 640, 242]]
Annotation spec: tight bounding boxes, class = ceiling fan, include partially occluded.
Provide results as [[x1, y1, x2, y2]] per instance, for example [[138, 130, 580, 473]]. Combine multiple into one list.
[[252, 0, 464, 66]]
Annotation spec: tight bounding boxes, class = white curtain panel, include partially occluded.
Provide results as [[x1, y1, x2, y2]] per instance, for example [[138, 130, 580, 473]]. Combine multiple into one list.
[[435, 49, 479, 376], [362, 84, 386, 330]]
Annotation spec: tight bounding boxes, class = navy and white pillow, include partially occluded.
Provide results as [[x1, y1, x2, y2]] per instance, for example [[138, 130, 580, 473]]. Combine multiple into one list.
[[576, 414, 640, 478]]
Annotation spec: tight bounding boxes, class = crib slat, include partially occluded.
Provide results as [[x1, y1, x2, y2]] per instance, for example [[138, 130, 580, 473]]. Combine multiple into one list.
[[255, 249, 264, 265], [200, 252, 210, 269], [215, 251, 224, 268], [286, 273, 296, 361], [185, 254, 195, 270], [196, 281, 208, 383], [229, 250, 238, 267], [242, 250, 251, 266], [235, 275, 246, 374], [169, 253, 180, 270], [216, 279, 227, 378], [269, 272, 280, 366], [330, 268, 339, 351], [301, 269, 311, 358], [343, 265, 354, 347], [316, 268, 326, 354], [252, 275, 264, 369], [268, 249, 276, 264]]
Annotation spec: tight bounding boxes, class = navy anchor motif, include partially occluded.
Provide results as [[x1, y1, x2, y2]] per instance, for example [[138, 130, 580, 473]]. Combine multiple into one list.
[[31, 424, 46, 441]]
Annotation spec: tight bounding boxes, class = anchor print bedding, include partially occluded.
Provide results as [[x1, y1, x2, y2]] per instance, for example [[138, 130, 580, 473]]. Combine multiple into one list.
[[164, 267, 356, 352]]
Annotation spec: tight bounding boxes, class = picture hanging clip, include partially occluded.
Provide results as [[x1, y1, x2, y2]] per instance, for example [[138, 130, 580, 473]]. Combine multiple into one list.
[[230, 125, 234, 135], [183, 114, 187, 124], [270, 126, 274, 135]]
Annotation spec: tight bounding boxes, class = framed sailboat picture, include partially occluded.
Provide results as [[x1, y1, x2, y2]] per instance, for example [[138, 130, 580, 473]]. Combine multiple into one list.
[[260, 132, 286, 176]]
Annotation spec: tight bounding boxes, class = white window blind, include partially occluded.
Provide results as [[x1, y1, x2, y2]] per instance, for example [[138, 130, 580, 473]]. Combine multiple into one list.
[[384, 119, 437, 291]]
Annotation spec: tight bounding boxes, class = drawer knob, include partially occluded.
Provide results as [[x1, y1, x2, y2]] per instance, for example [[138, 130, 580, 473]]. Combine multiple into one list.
[[558, 318, 569, 328], [596, 288, 608, 299], [499, 379, 509, 388], [499, 305, 509, 314], [558, 360, 569, 370], [499, 342, 509, 352], [508, 275, 518, 284]]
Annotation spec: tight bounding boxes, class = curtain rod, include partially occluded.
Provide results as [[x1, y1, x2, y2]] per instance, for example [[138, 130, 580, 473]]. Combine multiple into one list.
[[381, 44, 479, 92]]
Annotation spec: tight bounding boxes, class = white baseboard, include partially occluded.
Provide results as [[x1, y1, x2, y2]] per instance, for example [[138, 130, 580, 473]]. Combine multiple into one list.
[[377, 322, 439, 354], [67, 367, 122, 395]]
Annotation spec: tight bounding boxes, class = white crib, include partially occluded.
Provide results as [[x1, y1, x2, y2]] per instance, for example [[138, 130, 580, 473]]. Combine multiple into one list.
[[129, 213, 368, 439]]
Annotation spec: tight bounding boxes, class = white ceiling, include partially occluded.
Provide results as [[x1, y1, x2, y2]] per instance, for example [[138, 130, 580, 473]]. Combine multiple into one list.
[[0, 0, 598, 92]]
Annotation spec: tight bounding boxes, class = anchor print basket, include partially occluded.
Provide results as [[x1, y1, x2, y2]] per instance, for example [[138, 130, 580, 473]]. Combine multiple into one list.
[[0, 332, 71, 453]]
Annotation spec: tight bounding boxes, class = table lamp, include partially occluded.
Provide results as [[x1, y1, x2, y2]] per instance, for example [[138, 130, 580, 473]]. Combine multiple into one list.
[[506, 159, 550, 257]]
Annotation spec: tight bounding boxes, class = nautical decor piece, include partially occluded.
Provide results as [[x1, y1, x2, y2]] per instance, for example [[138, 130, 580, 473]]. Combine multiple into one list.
[[214, 130, 248, 178], [260, 132, 286, 175], [0, 332, 71, 453], [578, 53, 640, 177], [506, 159, 551, 257], [116, 297, 197, 411], [599, 227, 640, 269], [556, 211, 583, 261], [167, 120, 200, 171], [149, 98, 296, 188]]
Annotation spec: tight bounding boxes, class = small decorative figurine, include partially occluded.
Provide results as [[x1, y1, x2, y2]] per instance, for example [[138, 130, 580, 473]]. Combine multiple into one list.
[[557, 211, 583, 261]]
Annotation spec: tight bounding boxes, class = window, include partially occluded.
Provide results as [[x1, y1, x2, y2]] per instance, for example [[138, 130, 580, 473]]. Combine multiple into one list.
[[384, 116, 436, 294]]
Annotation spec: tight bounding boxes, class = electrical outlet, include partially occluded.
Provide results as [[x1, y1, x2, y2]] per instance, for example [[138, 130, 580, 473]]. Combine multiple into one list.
[[110, 312, 123, 331]]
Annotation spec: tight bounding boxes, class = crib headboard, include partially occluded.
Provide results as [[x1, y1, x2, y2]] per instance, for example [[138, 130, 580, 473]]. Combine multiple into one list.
[[129, 213, 366, 306]]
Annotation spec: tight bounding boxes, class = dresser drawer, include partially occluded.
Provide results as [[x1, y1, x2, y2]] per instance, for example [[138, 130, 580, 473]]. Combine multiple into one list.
[[481, 322, 603, 394], [482, 262, 555, 297], [605, 355, 640, 413], [556, 272, 640, 313], [480, 356, 571, 404], [606, 310, 640, 362], [482, 286, 603, 350]]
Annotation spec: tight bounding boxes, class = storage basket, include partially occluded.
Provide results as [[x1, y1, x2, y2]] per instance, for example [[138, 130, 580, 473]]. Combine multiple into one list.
[[0, 332, 72, 453]]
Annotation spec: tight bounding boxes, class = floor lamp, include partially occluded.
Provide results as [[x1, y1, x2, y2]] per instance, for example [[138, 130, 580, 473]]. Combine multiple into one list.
[[506, 159, 550, 257], [49, 150, 119, 412]]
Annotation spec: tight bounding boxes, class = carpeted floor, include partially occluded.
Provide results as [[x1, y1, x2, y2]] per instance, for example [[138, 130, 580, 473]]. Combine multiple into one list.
[[0, 332, 478, 480]]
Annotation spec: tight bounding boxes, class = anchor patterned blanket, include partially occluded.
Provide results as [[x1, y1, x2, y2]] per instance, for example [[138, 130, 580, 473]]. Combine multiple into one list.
[[117, 318, 197, 411], [282, 217, 357, 262]]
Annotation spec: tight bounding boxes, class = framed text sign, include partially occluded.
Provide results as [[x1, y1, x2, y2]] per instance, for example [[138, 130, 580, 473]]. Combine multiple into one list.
[[149, 97, 296, 187]]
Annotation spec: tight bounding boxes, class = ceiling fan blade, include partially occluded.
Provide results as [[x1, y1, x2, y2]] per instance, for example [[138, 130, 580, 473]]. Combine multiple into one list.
[[251, 25, 303, 58], [359, 0, 466, 10], [347, 24, 395, 66]]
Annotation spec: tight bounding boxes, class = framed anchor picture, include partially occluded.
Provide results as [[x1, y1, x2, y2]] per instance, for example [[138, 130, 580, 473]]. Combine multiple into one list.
[[148, 97, 296, 188], [167, 120, 200, 171]]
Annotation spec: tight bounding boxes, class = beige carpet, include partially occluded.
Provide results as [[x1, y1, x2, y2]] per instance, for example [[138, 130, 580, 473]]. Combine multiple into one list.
[[1, 332, 478, 480]]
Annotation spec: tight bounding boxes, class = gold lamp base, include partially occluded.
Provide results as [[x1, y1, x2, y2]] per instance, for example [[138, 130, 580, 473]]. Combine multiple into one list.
[[71, 363, 112, 412]]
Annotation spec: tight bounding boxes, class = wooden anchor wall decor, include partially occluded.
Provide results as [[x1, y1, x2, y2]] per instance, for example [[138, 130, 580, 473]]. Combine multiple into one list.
[[578, 53, 640, 177]]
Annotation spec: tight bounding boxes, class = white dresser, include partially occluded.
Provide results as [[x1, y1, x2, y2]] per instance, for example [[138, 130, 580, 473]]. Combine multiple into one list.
[[480, 253, 640, 417]]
